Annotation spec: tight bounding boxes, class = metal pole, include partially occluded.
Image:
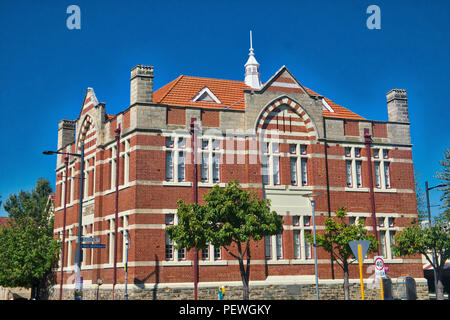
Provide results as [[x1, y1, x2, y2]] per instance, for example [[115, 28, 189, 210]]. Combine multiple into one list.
[[311, 199, 319, 300], [425, 181, 439, 294], [75, 141, 85, 300], [59, 156, 69, 300], [357, 244, 365, 300], [113, 125, 121, 300], [124, 231, 129, 300], [190, 118, 199, 300]]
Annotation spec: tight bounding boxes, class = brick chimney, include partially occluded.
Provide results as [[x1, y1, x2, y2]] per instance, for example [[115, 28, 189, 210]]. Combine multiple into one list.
[[57, 119, 76, 150], [386, 89, 409, 123], [130, 65, 154, 105]]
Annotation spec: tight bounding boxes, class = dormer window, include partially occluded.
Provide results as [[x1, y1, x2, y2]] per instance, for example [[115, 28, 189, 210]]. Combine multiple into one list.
[[191, 87, 221, 104]]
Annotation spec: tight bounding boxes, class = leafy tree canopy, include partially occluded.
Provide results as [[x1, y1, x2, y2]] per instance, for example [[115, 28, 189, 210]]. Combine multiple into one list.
[[0, 178, 60, 289]]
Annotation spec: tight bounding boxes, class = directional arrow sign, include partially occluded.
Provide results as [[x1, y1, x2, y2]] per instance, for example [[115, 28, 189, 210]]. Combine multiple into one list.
[[348, 240, 371, 263], [81, 243, 106, 249]]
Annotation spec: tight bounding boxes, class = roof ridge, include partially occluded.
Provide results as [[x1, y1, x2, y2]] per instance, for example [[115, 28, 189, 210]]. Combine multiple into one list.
[[181, 74, 247, 84]]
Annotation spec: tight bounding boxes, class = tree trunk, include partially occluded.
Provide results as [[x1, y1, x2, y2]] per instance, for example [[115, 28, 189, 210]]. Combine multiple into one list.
[[241, 264, 249, 300], [436, 270, 445, 300], [343, 261, 350, 300], [237, 242, 250, 300]]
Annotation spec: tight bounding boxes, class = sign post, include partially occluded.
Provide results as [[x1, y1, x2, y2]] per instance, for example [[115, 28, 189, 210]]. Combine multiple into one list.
[[374, 256, 385, 300], [349, 240, 371, 300]]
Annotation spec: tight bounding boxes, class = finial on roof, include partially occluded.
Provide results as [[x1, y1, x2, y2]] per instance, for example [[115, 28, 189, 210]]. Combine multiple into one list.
[[245, 30, 262, 89]]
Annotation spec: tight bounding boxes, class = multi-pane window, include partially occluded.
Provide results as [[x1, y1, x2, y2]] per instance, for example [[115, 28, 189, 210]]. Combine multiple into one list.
[[288, 143, 308, 186], [264, 216, 284, 261], [166, 151, 174, 181], [290, 158, 298, 185], [165, 214, 174, 260], [107, 218, 115, 264], [374, 162, 381, 188], [202, 247, 209, 260], [373, 148, 391, 189], [262, 141, 283, 186], [293, 230, 301, 259], [109, 146, 117, 190], [123, 139, 131, 186], [264, 236, 272, 259], [214, 247, 221, 260], [378, 216, 397, 259], [292, 215, 313, 260], [384, 162, 391, 188], [200, 138, 222, 184], [121, 215, 129, 264], [177, 247, 186, 260], [165, 135, 188, 182], [201, 244, 222, 262], [165, 213, 187, 261], [346, 161, 353, 187], [276, 233, 283, 259], [345, 146, 363, 188], [355, 161, 362, 188], [178, 151, 185, 182]]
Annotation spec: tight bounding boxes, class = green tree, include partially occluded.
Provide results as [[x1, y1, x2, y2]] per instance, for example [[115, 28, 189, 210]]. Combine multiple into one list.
[[308, 207, 377, 300], [0, 178, 60, 299], [392, 217, 450, 300], [204, 181, 283, 300], [435, 147, 450, 220], [167, 180, 283, 300], [166, 200, 212, 299]]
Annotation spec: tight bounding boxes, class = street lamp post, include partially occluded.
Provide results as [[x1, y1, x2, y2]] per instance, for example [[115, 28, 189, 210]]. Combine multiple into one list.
[[43, 141, 85, 300], [190, 118, 199, 300], [302, 192, 322, 300], [124, 230, 130, 300], [425, 181, 446, 295], [57, 156, 69, 300]]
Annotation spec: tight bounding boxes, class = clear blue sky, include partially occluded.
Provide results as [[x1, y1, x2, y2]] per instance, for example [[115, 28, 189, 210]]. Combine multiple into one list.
[[0, 0, 448, 217]]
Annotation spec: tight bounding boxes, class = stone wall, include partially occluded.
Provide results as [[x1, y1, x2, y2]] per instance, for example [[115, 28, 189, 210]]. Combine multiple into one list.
[[48, 278, 429, 300]]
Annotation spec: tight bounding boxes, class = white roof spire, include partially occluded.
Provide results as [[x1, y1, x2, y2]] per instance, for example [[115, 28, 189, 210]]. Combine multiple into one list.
[[245, 30, 262, 89]]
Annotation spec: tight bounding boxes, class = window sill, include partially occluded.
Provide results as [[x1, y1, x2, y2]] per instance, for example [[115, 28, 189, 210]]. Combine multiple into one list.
[[345, 187, 369, 192], [162, 181, 192, 187], [374, 188, 397, 193], [290, 259, 316, 264], [161, 260, 192, 266], [198, 182, 225, 188], [265, 259, 290, 265], [287, 185, 313, 191], [199, 260, 228, 266]]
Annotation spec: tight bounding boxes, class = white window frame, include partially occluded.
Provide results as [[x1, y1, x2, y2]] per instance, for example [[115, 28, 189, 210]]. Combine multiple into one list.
[[165, 213, 187, 262], [199, 137, 223, 184], [164, 135, 190, 183], [372, 147, 392, 190], [344, 146, 364, 189], [378, 216, 398, 259], [292, 215, 314, 260]]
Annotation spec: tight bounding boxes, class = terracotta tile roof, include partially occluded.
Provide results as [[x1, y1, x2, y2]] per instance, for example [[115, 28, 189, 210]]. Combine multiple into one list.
[[153, 75, 249, 111], [305, 87, 365, 120], [153, 75, 365, 119]]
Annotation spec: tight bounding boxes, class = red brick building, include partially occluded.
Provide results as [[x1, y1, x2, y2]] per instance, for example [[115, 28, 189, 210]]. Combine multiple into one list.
[[50, 47, 424, 299]]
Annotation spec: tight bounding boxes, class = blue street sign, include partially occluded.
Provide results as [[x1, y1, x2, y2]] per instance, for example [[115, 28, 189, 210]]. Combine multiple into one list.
[[82, 243, 106, 249]]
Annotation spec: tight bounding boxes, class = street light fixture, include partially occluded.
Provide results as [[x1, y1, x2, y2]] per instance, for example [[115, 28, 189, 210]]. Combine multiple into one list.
[[302, 192, 322, 300], [425, 181, 446, 295], [43, 141, 85, 300]]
